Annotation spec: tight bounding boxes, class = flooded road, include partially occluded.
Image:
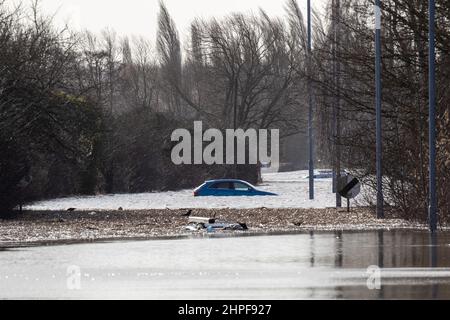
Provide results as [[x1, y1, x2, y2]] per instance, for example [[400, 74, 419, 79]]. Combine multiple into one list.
[[1, 230, 450, 299]]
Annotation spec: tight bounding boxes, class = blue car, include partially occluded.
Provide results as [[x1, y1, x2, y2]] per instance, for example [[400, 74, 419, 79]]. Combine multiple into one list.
[[194, 179, 277, 197]]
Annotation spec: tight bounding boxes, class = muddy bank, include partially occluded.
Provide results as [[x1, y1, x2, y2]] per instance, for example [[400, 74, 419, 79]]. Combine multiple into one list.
[[0, 208, 434, 246]]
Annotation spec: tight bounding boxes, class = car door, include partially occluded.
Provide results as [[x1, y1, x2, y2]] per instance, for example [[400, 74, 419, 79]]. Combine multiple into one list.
[[208, 182, 235, 196]]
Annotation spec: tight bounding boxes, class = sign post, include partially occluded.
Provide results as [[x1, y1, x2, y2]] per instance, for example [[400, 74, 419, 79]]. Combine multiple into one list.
[[338, 175, 361, 213]]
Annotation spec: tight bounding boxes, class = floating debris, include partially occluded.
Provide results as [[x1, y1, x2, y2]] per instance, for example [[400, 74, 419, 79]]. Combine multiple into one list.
[[181, 210, 193, 217], [0, 208, 438, 245], [184, 216, 249, 233], [184, 225, 199, 232]]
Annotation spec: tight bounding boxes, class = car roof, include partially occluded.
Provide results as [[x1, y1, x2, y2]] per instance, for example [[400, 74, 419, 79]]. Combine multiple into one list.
[[205, 179, 250, 184]]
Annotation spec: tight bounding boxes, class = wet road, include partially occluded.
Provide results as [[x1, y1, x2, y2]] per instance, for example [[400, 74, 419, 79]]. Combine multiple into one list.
[[1, 231, 450, 299]]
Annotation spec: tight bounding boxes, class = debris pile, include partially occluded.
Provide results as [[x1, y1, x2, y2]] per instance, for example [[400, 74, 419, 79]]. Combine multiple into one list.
[[0, 208, 431, 245], [184, 216, 248, 233]]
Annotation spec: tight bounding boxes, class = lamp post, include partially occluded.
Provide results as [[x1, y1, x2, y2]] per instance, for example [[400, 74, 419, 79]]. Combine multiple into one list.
[[332, 0, 337, 196], [375, 0, 384, 219], [307, 0, 315, 200], [428, 0, 437, 233], [334, 0, 342, 208]]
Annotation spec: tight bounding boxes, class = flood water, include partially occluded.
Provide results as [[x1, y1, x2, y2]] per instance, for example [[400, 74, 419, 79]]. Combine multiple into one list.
[[1, 230, 450, 300]]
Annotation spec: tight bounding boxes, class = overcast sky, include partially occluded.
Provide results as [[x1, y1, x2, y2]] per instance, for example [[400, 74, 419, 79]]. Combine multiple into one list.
[[14, 0, 328, 41]]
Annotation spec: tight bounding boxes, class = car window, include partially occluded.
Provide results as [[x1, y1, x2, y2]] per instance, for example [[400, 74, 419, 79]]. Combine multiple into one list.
[[234, 182, 251, 191], [210, 182, 233, 190]]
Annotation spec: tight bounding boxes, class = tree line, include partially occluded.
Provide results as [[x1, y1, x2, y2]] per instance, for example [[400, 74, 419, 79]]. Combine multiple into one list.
[[0, 0, 309, 215], [313, 0, 450, 221], [1, 0, 449, 222]]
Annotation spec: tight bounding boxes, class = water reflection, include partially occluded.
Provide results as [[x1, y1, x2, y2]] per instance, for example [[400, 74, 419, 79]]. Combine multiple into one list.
[[431, 232, 438, 268], [309, 231, 315, 268], [1, 230, 450, 299], [431, 232, 439, 299], [378, 230, 384, 268], [334, 231, 343, 268], [334, 231, 344, 299], [327, 230, 450, 269], [378, 230, 385, 299], [331, 230, 450, 299]]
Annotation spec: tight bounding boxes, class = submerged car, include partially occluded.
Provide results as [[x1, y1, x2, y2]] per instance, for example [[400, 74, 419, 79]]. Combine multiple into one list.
[[194, 179, 277, 197]]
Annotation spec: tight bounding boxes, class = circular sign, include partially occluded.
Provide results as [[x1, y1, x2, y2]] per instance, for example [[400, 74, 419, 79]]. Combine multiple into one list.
[[338, 175, 361, 199]]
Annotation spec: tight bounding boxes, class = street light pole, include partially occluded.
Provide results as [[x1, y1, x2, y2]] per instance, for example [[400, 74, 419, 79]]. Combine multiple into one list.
[[307, 0, 315, 200], [428, 0, 437, 233], [332, 0, 337, 196], [375, 0, 384, 219], [335, 0, 342, 208]]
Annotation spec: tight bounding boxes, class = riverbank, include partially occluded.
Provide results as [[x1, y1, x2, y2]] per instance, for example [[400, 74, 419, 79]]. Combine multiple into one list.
[[0, 207, 436, 247]]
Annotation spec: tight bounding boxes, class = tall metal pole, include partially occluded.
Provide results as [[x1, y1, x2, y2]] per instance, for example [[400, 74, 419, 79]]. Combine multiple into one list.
[[332, 0, 337, 196], [307, 0, 315, 200], [375, 0, 384, 219], [332, 0, 342, 207], [335, 0, 342, 208], [428, 0, 437, 233]]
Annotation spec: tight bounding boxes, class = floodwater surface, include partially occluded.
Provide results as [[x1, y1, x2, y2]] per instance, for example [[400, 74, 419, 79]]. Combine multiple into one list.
[[1, 230, 450, 299]]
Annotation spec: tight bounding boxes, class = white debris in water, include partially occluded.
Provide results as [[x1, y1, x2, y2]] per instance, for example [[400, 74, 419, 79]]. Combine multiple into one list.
[[25, 170, 370, 211]]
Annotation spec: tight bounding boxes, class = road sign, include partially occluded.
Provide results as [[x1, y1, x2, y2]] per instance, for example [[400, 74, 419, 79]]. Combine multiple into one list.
[[338, 175, 361, 199]]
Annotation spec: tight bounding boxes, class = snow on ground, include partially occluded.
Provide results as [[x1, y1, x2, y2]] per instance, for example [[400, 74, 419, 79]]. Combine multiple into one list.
[[26, 170, 353, 211]]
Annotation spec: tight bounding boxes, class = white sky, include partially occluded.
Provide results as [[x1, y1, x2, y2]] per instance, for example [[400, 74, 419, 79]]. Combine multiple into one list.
[[12, 0, 328, 42]]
